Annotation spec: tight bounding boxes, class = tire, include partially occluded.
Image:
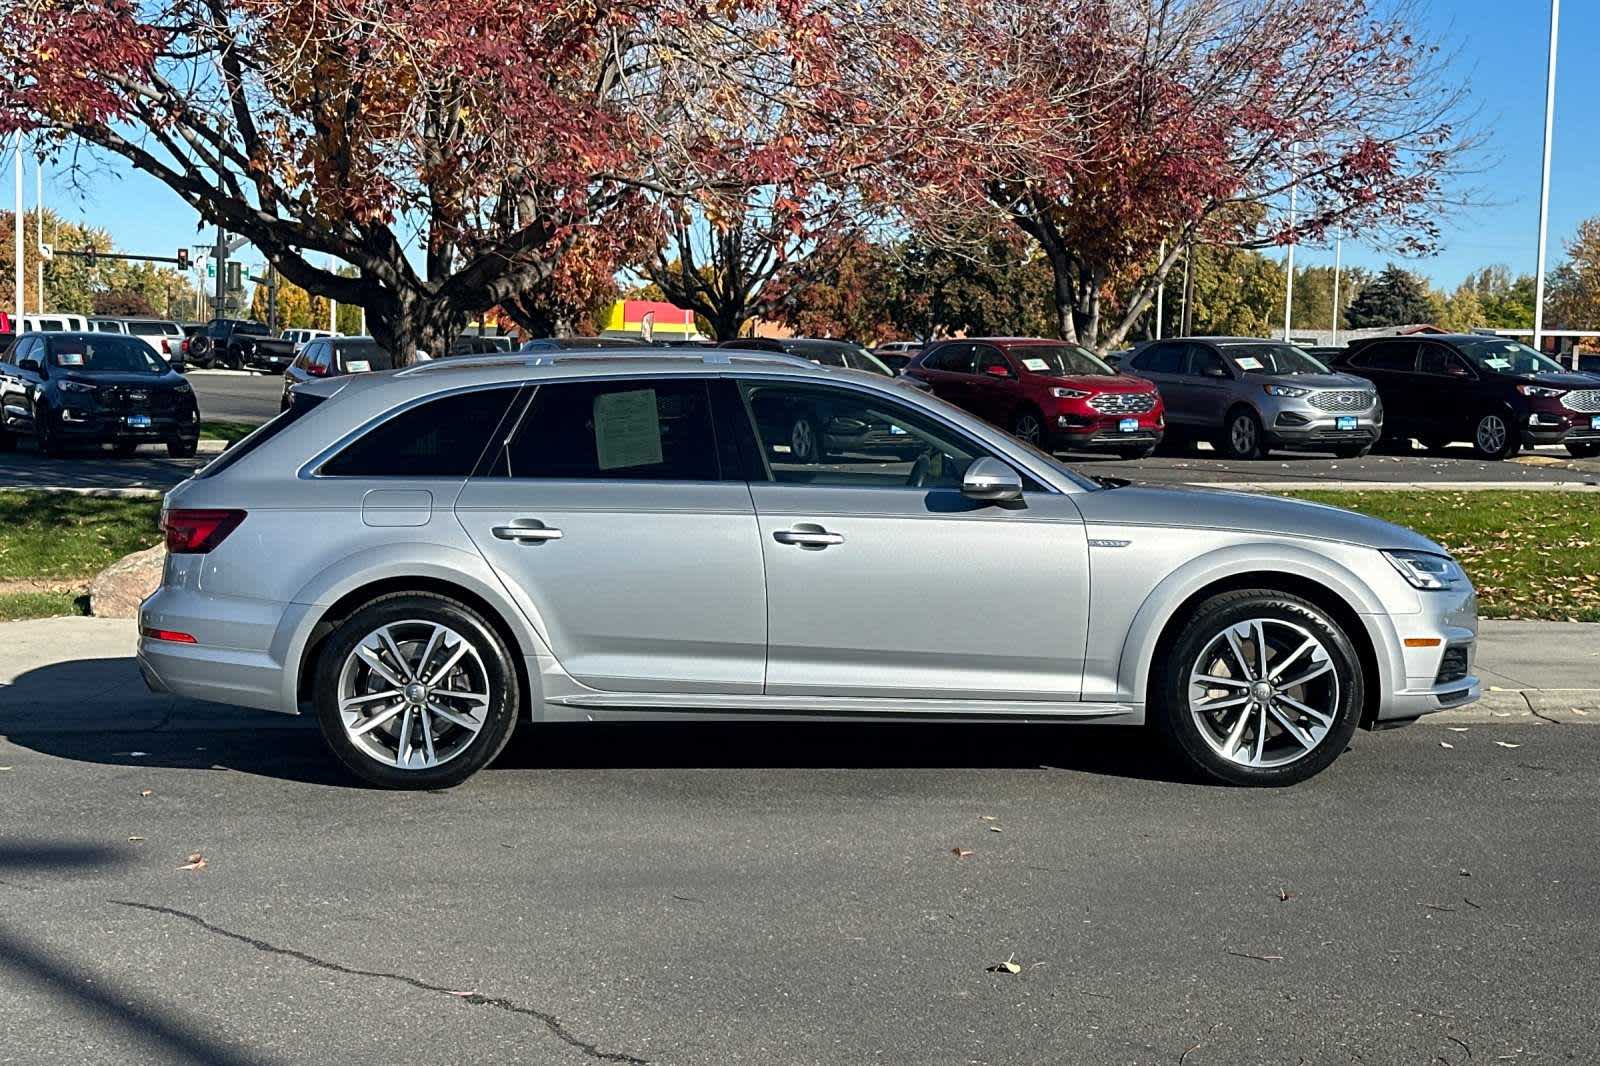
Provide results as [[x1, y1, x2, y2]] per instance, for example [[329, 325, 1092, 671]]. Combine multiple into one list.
[[1470, 411, 1520, 461], [112, 440, 140, 458], [1152, 588, 1364, 787], [1566, 442, 1600, 459], [788, 416, 822, 464], [1116, 445, 1156, 460], [0, 429, 14, 452], [35, 407, 66, 458], [1331, 444, 1371, 460], [1012, 407, 1047, 450], [167, 437, 198, 459], [1218, 407, 1267, 460], [313, 592, 520, 789]]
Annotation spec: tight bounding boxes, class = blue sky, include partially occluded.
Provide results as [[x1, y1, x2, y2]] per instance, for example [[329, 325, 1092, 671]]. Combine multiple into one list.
[[16, 0, 1595, 294]]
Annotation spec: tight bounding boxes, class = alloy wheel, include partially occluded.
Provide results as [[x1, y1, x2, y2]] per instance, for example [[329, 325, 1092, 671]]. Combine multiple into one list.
[[1230, 414, 1257, 456], [1475, 415, 1507, 456], [1014, 413, 1042, 444], [790, 418, 817, 462], [1186, 618, 1338, 769], [336, 620, 492, 770]]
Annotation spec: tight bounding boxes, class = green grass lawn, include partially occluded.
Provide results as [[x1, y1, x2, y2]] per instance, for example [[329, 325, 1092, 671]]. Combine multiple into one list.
[[0, 491, 163, 620], [199, 419, 261, 443], [1287, 490, 1600, 622]]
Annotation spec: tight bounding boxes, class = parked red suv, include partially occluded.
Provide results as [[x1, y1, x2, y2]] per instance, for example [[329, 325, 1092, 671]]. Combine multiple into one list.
[[904, 338, 1165, 458]]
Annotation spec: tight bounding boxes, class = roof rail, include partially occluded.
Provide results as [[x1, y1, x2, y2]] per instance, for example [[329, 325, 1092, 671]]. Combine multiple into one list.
[[395, 347, 826, 377]]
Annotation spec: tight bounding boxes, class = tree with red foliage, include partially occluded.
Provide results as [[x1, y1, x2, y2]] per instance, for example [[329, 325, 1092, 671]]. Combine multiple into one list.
[[862, 0, 1475, 350], [0, 0, 850, 360]]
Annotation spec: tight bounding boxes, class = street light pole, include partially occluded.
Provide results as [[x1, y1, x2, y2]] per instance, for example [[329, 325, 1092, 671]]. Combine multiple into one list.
[[1155, 240, 1166, 340], [1532, 0, 1560, 358], [1283, 174, 1297, 341], [12, 131, 23, 330], [1331, 235, 1342, 346], [34, 149, 43, 313]]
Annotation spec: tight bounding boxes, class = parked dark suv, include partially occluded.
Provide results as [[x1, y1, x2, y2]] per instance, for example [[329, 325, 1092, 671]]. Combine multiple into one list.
[[1333, 334, 1600, 460], [0, 332, 200, 457]]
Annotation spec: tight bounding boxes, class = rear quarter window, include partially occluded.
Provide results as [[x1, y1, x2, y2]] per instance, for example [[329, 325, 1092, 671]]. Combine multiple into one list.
[[319, 387, 522, 478]]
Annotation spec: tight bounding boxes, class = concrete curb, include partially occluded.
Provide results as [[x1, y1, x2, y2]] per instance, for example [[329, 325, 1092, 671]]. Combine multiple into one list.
[[1202, 480, 1600, 492], [1426, 688, 1600, 724]]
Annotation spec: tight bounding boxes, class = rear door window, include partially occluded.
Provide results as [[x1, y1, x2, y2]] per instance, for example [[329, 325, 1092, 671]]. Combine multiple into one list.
[[491, 378, 720, 481], [1355, 342, 1417, 372], [928, 344, 977, 374], [1131, 343, 1183, 374]]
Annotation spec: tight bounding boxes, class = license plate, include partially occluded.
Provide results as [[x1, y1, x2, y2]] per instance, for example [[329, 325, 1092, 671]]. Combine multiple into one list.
[[1336, 416, 1357, 431], [126, 415, 152, 428], [1592, 415, 1600, 430], [1118, 418, 1139, 433]]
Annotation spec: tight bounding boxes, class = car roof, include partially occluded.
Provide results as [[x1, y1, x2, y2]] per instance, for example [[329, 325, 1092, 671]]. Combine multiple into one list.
[[720, 337, 862, 353]]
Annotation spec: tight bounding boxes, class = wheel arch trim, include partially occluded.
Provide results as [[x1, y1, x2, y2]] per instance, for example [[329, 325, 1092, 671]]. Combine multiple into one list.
[[1115, 543, 1399, 714]]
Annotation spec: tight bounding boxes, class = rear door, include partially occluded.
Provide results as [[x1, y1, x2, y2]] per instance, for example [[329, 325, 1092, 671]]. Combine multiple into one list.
[[1415, 343, 1477, 438], [969, 345, 1018, 426], [1349, 341, 1419, 434], [1128, 343, 1189, 424], [455, 376, 767, 694], [920, 343, 979, 411], [1180, 343, 1236, 427]]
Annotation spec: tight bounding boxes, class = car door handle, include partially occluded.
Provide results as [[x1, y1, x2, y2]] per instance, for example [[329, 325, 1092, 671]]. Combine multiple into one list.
[[773, 528, 844, 547], [492, 523, 563, 543]]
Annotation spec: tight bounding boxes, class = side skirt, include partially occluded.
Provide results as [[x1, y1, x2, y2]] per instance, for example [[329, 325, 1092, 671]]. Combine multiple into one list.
[[539, 692, 1141, 725]]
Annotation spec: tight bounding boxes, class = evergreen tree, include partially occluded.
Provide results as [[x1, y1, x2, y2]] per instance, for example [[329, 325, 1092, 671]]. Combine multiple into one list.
[[1343, 263, 1436, 328]]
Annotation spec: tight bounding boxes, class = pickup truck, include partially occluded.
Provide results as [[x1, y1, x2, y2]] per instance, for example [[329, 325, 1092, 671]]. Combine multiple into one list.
[[187, 319, 298, 373]]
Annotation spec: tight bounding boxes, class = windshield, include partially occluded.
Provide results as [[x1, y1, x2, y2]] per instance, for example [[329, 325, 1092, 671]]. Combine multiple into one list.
[[49, 336, 164, 373], [1455, 338, 1566, 376], [846, 347, 893, 376], [1012, 344, 1116, 377], [1219, 343, 1329, 375]]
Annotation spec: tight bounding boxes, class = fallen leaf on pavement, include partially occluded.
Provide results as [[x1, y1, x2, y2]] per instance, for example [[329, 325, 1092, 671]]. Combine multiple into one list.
[[986, 954, 1022, 975], [978, 815, 998, 822], [1448, 727, 1470, 732], [0, 766, 13, 772], [177, 853, 207, 871], [1490, 711, 1513, 718], [1572, 708, 1589, 716], [1225, 950, 1283, 962], [1278, 889, 1295, 902], [1439, 741, 1454, 749], [951, 847, 974, 859], [140, 789, 153, 797], [988, 825, 1003, 833], [447, 989, 477, 998], [128, 836, 145, 843], [1494, 741, 1522, 749]]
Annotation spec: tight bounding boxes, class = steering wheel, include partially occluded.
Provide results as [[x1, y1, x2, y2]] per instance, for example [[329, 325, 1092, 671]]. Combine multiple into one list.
[[907, 450, 933, 488]]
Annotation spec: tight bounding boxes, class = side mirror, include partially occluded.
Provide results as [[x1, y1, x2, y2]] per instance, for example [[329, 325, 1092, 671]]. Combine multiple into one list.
[[19, 358, 40, 373], [961, 457, 1024, 502], [1203, 366, 1229, 379]]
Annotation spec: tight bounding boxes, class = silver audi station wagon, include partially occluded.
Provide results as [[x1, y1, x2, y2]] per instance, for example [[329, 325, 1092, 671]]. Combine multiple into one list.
[[138, 350, 1479, 789]]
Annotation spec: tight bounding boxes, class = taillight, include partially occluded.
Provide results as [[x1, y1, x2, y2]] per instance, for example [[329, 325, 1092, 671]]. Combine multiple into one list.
[[162, 508, 247, 553]]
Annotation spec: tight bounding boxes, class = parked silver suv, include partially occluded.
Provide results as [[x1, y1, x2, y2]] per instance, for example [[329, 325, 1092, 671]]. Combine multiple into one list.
[[1128, 338, 1382, 459], [138, 350, 1476, 789]]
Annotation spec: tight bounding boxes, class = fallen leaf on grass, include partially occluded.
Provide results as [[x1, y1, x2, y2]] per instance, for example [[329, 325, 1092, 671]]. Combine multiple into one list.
[[951, 847, 974, 859], [986, 954, 1022, 975], [1494, 741, 1522, 749], [177, 853, 206, 871]]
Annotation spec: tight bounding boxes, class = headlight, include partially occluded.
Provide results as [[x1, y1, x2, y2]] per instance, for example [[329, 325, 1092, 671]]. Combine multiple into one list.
[[174, 383, 192, 394], [1383, 549, 1465, 590], [1050, 387, 1089, 399], [59, 380, 98, 393], [1263, 384, 1310, 398], [1516, 384, 1566, 397]]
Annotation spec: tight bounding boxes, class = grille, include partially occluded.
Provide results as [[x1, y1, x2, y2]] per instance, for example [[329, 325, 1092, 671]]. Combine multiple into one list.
[[1308, 389, 1375, 412], [1560, 389, 1600, 413], [1088, 391, 1156, 414]]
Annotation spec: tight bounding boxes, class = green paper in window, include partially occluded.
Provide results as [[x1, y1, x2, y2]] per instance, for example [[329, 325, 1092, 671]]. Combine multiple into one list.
[[593, 388, 664, 470]]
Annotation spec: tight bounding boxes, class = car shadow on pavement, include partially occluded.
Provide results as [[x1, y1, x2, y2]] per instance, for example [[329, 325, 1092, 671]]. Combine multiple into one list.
[[4, 656, 1195, 786]]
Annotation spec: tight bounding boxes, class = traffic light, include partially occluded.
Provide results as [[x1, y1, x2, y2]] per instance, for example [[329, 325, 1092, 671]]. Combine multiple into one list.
[[177, 248, 189, 270], [85, 246, 97, 268]]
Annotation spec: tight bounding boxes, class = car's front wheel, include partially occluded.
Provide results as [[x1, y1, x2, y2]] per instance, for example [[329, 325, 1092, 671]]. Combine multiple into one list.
[[313, 593, 520, 789], [1218, 407, 1267, 460], [1154, 589, 1364, 786], [1471, 412, 1520, 460]]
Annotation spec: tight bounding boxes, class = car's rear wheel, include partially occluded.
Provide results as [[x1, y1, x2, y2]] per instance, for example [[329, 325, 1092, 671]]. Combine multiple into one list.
[[112, 440, 140, 457], [167, 437, 198, 459], [1471, 412, 1520, 460], [1154, 589, 1363, 786], [1566, 442, 1600, 459], [1218, 407, 1267, 460], [313, 593, 520, 789]]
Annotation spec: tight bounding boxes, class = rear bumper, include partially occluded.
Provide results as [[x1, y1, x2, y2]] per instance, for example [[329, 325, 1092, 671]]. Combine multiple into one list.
[[138, 584, 311, 714]]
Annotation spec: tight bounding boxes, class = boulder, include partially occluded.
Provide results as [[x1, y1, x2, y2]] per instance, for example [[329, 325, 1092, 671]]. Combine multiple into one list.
[[88, 543, 166, 619]]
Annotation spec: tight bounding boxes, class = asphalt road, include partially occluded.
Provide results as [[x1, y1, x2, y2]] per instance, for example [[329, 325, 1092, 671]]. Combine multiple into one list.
[[0, 709, 1594, 1065]]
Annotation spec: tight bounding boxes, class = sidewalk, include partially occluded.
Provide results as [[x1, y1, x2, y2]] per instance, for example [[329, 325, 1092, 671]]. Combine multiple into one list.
[[1, 616, 1594, 733]]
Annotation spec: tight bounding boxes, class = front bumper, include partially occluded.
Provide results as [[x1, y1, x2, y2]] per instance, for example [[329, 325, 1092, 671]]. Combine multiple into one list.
[[56, 407, 200, 442], [1371, 582, 1480, 724], [1262, 397, 1383, 449], [1052, 410, 1164, 451], [1522, 409, 1600, 446]]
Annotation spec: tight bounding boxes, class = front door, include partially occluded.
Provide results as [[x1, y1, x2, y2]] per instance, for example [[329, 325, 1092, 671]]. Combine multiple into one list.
[[456, 376, 767, 694], [732, 378, 1090, 701]]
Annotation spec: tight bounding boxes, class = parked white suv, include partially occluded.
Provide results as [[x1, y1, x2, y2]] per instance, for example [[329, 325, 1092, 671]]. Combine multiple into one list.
[[139, 350, 1479, 789]]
